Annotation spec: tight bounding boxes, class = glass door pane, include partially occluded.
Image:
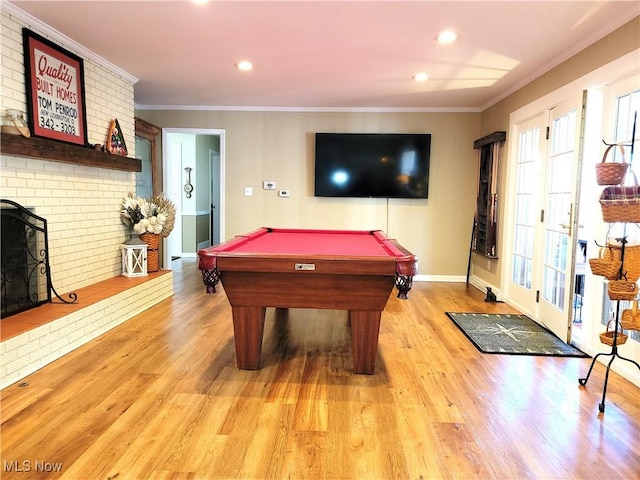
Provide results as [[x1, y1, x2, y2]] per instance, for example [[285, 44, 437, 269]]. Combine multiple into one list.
[[512, 127, 539, 289], [542, 110, 576, 310]]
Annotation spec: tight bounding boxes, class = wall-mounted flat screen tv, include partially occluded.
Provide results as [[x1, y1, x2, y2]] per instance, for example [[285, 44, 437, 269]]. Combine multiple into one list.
[[314, 133, 431, 198]]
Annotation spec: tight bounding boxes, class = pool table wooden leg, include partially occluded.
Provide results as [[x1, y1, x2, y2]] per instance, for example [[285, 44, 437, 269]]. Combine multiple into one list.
[[231, 306, 266, 370], [349, 310, 382, 374]]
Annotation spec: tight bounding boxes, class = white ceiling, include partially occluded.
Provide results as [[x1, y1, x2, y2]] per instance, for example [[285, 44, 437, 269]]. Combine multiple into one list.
[[7, 1, 639, 111]]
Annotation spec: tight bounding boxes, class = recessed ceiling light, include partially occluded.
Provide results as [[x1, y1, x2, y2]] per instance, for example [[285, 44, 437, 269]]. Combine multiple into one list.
[[413, 72, 429, 82], [435, 30, 458, 44], [236, 61, 253, 71], [193, 0, 209, 4]]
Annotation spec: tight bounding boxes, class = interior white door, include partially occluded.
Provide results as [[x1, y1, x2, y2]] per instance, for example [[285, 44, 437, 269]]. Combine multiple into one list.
[[538, 94, 586, 341]]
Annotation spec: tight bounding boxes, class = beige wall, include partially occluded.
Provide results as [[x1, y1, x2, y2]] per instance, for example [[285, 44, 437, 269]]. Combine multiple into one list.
[[136, 110, 481, 278], [475, 16, 640, 288]]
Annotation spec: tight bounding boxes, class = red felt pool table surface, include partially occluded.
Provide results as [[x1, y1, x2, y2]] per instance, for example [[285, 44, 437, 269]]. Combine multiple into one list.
[[197, 227, 418, 374], [219, 228, 405, 256]]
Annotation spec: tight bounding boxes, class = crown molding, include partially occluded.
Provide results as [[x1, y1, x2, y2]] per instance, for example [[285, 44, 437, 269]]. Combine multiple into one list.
[[135, 104, 481, 113], [3, 2, 138, 84]]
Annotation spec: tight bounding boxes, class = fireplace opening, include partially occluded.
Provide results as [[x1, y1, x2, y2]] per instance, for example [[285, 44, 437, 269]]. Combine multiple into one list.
[[1, 199, 77, 318]]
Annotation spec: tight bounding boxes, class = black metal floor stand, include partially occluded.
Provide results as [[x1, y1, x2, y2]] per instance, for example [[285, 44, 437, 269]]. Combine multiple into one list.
[[578, 301, 640, 412], [581, 115, 640, 413]]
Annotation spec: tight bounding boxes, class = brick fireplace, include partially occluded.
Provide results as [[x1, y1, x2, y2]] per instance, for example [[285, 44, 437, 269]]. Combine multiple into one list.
[[0, 6, 174, 388]]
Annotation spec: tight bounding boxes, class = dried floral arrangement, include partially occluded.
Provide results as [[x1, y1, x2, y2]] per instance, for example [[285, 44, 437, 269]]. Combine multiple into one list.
[[120, 193, 176, 236]]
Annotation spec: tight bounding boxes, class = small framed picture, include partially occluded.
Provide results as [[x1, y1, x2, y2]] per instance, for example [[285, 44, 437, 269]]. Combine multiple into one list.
[[22, 28, 88, 146]]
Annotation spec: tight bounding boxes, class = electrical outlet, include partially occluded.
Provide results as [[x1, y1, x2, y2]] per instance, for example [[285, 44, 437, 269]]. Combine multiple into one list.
[[279, 190, 290, 197], [263, 181, 277, 190]]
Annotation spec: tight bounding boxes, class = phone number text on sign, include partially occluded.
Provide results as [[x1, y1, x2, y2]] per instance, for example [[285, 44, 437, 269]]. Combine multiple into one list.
[[34, 49, 80, 136]]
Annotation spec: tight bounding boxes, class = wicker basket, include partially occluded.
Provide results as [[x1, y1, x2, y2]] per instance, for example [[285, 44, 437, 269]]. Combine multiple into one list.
[[139, 232, 160, 272], [589, 246, 622, 280], [599, 320, 628, 346], [607, 280, 638, 301], [621, 300, 640, 331], [595, 144, 628, 186], [601, 241, 640, 282], [600, 174, 640, 223]]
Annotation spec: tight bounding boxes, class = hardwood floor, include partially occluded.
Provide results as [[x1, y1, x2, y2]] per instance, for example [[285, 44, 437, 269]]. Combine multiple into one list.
[[1, 259, 638, 479]]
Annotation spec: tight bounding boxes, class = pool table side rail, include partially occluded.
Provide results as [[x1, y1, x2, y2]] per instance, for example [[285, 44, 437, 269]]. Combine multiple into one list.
[[380, 238, 418, 277], [215, 254, 399, 275]]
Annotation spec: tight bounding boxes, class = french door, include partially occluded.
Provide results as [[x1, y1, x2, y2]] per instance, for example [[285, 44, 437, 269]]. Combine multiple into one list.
[[509, 93, 586, 342], [509, 114, 544, 316]]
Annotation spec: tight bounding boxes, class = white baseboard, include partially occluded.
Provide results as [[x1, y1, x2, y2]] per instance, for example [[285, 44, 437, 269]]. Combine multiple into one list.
[[593, 353, 640, 388], [467, 275, 501, 299], [414, 274, 467, 282]]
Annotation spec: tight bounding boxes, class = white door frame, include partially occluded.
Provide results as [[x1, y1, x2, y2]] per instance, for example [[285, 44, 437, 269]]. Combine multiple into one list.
[[162, 128, 225, 268]]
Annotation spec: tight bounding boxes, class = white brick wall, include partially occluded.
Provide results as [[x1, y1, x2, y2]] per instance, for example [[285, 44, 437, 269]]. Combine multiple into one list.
[[1, 155, 136, 292], [1, 8, 139, 294], [0, 272, 174, 389], [0, 6, 175, 387]]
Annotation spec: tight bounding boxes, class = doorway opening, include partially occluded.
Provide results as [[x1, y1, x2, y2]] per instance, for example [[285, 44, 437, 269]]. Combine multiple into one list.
[[162, 128, 225, 268]]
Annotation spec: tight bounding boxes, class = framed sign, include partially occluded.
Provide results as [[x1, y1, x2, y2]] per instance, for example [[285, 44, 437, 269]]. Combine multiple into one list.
[[22, 28, 88, 146]]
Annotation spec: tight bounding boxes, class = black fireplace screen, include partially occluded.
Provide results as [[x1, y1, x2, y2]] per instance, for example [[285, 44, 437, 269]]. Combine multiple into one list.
[[1, 199, 76, 318]]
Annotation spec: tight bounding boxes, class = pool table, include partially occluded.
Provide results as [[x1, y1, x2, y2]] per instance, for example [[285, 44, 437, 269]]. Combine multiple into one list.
[[197, 227, 417, 374]]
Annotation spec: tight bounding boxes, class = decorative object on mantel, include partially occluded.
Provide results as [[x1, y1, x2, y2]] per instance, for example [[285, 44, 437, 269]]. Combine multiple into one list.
[[22, 28, 88, 147], [120, 236, 147, 277], [107, 119, 128, 156], [1, 109, 31, 137], [120, 194, 176, 272]]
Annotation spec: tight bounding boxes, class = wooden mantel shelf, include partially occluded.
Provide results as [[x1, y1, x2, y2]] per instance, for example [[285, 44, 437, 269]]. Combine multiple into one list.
[[0, 132, 141, 172]]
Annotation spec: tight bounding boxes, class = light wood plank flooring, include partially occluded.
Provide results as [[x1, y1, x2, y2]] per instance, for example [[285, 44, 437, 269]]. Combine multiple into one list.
[[1, 259, 638, 479]]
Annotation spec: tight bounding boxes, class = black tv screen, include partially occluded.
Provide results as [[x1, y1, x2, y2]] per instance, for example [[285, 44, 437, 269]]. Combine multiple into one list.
[[314, 133, 431, 198]]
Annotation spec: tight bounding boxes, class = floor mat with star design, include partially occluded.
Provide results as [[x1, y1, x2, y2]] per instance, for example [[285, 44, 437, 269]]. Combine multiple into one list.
[[445, 312, 589, 357]]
